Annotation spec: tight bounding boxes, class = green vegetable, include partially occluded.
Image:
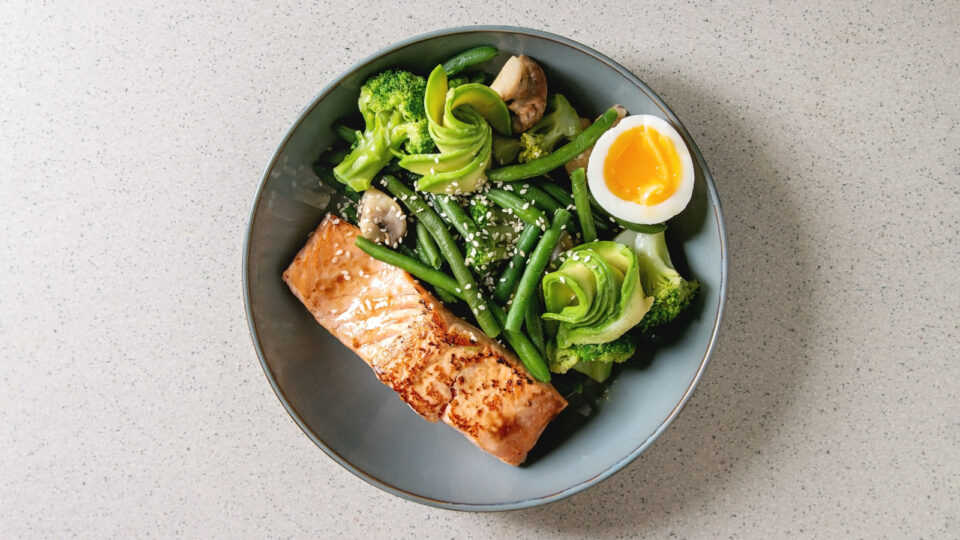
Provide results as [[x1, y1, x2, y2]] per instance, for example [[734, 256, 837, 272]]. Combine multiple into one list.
[[321, 148, 349, 166], [341, 204, 358, 224], [333, 124, 358, 145], [525, 298, 547, 357], [492, 223, 542, 303], [505, 209, 572, 332], [490, 304, 551, 383], [542, 241, 652, 348], [381, 175, 500, 337], [486, 188, 548, 229], [517, 184, 562, 215], [536, 181, 610, 232], [399, 66, 510, 193], [517, 94, 583, 163], [469, 71, 489, 85], [441, 45, 499, 76], [430, 194, 506, 269], [538, 181, 574, 207], [615, 229, 700, 331], [549, 334, 637, 382], [332, 70, 433, 191], [447, 75, 469, 88], [314, 165, 362, 202], [355, 236, 460, 297], [614, 219, 668, 234], [414, 221, 442, 269], [446, 83, 512, 135], [487, 107, 620, 182], [569, 168, 596, 242], [492, 135, 523, 165]]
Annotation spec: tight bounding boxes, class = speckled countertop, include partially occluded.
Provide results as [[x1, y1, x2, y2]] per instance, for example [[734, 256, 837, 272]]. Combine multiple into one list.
[[1, 2, 957, 537]]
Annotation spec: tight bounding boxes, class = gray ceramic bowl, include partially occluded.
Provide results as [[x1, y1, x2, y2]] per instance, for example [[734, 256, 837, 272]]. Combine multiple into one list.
[[244, 26, 727, 511]]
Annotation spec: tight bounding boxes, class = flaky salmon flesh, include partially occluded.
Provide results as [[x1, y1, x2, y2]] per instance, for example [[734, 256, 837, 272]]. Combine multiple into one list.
[[283, 214, 567, 466]]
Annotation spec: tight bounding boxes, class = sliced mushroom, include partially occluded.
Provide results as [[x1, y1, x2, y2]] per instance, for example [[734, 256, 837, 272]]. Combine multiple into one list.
[[490, 55, 548, 132], [358, 188, 407, 247], [564, 105, 628, 175]]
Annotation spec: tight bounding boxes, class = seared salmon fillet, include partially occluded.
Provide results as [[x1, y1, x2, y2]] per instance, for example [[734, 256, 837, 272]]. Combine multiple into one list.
[[283, 214, 567, 465]]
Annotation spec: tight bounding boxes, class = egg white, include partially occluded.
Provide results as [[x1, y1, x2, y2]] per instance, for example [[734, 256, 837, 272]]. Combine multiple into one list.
[[587, 114, 695, 224]]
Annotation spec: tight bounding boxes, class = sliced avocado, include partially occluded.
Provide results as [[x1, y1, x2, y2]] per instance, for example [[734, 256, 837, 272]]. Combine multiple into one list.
[[424, 65, 448, 127], [428, 111, 487, 153], [417, 130, 492, 194], [445, 83, 512, 135], [398, 139, 483, 175], [557, 242, 652, 347]]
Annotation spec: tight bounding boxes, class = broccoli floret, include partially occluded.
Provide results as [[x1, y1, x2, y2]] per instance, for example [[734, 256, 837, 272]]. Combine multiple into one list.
[[333, 69, 434, 191], [462, 194, 520, 270], [447, 75, 470, 88], [492, 135, 523, 165], [518, 132, 545, 163], [549, 334, 637, 383], [517, 94, 582, 163], [634, 231, 700, 331]]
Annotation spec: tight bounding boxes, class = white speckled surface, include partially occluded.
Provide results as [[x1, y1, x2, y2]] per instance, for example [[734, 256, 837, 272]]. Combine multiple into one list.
[[2, 1, 958, 537]]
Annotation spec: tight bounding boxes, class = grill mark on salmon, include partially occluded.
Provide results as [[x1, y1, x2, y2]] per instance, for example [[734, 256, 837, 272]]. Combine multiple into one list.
[[283, 215, 567, 465]]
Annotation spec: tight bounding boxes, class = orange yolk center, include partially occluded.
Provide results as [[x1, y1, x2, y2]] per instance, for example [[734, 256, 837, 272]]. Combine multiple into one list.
[[603, 126, 681, 206]]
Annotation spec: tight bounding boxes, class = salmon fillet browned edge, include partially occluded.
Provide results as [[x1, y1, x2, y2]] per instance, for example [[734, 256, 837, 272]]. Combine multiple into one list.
[[282, 214, 567, 466]]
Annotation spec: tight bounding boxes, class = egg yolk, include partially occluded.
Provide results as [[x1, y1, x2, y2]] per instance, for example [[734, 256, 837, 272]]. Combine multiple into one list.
[[603, 126, 681, 206]]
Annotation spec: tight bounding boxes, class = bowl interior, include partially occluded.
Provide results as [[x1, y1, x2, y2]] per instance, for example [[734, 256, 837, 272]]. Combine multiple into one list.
[[245, 28, 725, 510]]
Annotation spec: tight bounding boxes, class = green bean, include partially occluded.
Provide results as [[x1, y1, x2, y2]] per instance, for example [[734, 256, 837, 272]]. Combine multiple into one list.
[[525, 298, 547, 358], [355, 237, 460, 295], [487, 107, 620, 181], [587, 192, 610, 217], [321, 148, 349, 166], [313, 165, 361, 202], [381, 175, 500, 337], [414, 221, 442, 269], [334, 124, 358, 144], [539, 181, 574, 206], [430, 194, 481, 241], [504, 209, 572, 332], [538, 181, 610, 232], [341, 204, 358, 224], [570, 168, 596, 242], [493, 223, 542, 303], [441, 45, 499, 76], [398, 244, 419, 260], [517, 184, 563, 214], [490, 304, 551, 382], [469, 71, 489, 85], [486, 188, 548, 229], [614, 219, 668, 234]]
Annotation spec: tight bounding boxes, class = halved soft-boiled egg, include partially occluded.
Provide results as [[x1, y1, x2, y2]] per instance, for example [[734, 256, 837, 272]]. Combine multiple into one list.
[[587, 114, 694, 224]]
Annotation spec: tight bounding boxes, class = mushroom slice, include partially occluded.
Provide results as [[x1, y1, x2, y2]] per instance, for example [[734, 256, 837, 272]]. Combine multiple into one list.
[[490, 55, 548, 132], [358, 188, 407, 247]]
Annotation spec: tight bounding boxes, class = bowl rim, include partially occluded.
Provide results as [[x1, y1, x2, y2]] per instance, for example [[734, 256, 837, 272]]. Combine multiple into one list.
[[243, 25, 728, 512]]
